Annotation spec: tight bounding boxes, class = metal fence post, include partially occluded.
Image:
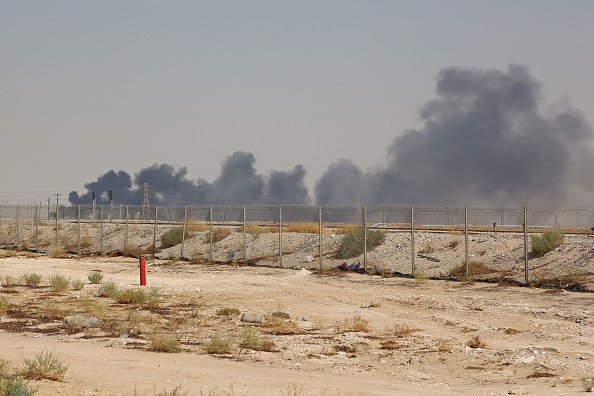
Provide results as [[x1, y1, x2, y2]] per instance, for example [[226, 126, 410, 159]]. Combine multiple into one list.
[[278, 206, 283, 267], [152, 206, 158, 257], [125, 206, 129, 256], [35, 205, 39, 252], [523, 204, 528, 284], [16, 205, 20, 249], [465, 205, 469, 278], [181, 206, 187, 259], [243, 205, 247, 264], [318, 205, 323, 269], [363, 205, 367, 272], [77, 205, 81, 255], [100, 206, 104, 255], [411, 205, 415, 276], [209, 206, 213, 262]]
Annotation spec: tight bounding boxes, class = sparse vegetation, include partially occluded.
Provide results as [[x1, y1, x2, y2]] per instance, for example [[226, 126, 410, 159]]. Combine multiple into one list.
[[208, 227, 231, 243], [202, 333, 234, 354], [449, 261, 491, 280], [87, 271, 104, 284], [160, 227, 185, 248], [414, 270, 428, 285], [48, 245, 66, 258], [466, 335, 486, 349], [286, 222, 318, 233], [237, 326, 276, 352], [49, 273, 70, 292], [96, 280, 119, 298], [216, 307, 240, 316], [531, 229, 564, 257], [418, 244, 435, 254], [243, 222, 262, 237], [20, 351, 68, 381], [71, 278, 85, 291], [264, 316, 301, 335], [0, 297, 9, 315], [148, 333, 181, 353], [336, 228, 386, 259], [21, 273, 42, 288], [339, 315, 370, 333]]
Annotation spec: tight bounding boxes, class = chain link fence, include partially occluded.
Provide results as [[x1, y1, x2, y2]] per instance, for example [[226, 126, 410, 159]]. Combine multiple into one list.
[[1, 203, 593, 290]]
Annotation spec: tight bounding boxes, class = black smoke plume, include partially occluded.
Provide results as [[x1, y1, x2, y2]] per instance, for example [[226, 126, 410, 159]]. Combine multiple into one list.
[[315, 64, 594, 204], [68, 151, 310, 205]]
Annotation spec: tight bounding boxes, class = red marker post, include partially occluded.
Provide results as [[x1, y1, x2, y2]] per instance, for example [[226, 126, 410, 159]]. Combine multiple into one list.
[[139, 256, 147, 286]]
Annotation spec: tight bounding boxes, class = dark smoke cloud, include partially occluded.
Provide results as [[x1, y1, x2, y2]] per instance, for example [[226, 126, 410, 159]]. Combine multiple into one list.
[[69, 151, 310, 205], [315, 64, 594, 204]]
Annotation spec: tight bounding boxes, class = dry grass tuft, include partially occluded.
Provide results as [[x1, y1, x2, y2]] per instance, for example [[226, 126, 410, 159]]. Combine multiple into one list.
[[264, 316, 301, 335], [20, 351, 68, 381], [466, 335, 486, 349], [339, 315, 370, 333], [148, 333, 182, 353], [286, 222, 319, 234]]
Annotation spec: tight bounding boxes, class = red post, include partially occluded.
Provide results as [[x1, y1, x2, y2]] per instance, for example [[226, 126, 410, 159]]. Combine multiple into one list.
[[139, 256, 146, 286]]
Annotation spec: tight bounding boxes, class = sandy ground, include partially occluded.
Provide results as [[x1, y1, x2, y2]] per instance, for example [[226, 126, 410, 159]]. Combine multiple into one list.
[[1, 255, 594, 395]]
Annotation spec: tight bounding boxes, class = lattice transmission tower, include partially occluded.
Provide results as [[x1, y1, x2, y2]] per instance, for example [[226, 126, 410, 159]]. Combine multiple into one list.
[[142, 183, 150, 223]]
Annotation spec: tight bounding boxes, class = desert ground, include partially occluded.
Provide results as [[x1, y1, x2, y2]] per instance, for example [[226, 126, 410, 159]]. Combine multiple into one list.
[[1, 250, 594, 396]]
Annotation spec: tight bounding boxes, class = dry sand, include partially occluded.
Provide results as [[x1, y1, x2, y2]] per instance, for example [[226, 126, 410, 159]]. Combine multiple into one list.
[[1, 253, 594, 395]]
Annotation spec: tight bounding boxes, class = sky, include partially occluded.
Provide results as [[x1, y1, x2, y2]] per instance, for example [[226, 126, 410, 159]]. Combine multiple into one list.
[[1, 1, 593, 206]]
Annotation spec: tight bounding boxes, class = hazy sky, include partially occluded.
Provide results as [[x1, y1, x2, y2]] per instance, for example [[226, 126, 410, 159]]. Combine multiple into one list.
[[1, 1, 593, 205]]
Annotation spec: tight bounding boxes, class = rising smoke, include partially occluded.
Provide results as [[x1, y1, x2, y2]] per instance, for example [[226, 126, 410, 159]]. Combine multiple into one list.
[[68, 151, 310, 205], [316, 64, 594, 204], [70, 65, 594, 206]]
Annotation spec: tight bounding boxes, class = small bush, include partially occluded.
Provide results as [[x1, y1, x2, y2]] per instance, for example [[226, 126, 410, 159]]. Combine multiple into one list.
[[243, 222, 262, 237], [414, 270, 428, 285], [336, 228, 386, 259], [115, 288, 147, 304], [21, 273, 42, 288], [149, 333, 181, 353], [40, 302, 70, 319], [466, 335, 486, 349], [155, 384, 186, 396], [238, 327, 276, 352], [48, 245, 66, 258], [264, 316, 301, 335], [160, 227, 185, 248], [96, 280, 118, 298], [87, 271, 104, 284], [449, 261, 491, 280], [531, 229, 565, 257], [0, 297, 9, 315], [0, 374, 37, 396], [20, 351, 68, 381], [202, 334, 234, 354], [384, 324, 421, 338], [340, 315, 370, 333], [205, 227, 231, 243], [418, 244, 434, 254], [216, 307, 240, 316], [71, 279, 85, 291], [49, 274, 70, 292]]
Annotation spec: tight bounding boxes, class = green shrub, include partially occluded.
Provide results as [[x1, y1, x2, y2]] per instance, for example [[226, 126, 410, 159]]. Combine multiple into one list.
[[49, 274, 70, 292], [0, 374, 37, 396], [148, 333, 181, 353], [87, 271, 104, 284], [96, 280, 118, 298], [20, 351, 68, 382], [202, 334, 234, 354], [336, 228, 386, 259], [115, 288, 147, 304], [21, 273, 42, 288], [531, 229, 565, 257], [160, 227, 185, 248], [71, 279, 85, 291]]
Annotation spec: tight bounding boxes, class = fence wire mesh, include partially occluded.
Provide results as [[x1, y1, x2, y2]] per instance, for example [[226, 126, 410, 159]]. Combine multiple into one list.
[[1, 203, 593, 290]]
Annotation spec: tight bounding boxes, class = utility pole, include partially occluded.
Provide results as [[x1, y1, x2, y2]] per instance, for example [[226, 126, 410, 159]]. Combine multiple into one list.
[[54, 193, 61, 245]]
